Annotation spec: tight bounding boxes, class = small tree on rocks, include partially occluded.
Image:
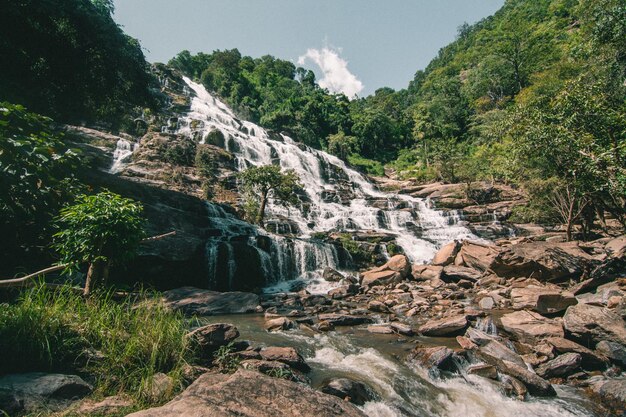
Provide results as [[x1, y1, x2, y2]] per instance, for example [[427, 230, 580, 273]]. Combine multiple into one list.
[[53, 191, 146, 296]]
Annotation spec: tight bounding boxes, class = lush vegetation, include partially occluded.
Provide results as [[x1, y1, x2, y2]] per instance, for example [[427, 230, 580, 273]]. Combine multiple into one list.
[[0, 284, 193, 405], [238, 165, 303, 226], [0, 0, 158, 127], [53, 192, 146, 295]]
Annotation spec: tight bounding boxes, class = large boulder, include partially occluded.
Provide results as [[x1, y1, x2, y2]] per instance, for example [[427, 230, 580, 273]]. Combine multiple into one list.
[[589, 378, 626, 413], [563, 303, 626, 346], [320, 378, 373, 406], [408, 346, 455, 372], [545, 337, 608, 369], [361, 255, 410, 287], [441, 265, 482, 283], [126, 370, 367, 417], [187, 323, 240, 357], [454, 241, 501, 271], [509, 283, 577, 314], [419, 315, 468, 336], [596, 341, 626, 367], [162, 287, 260, 316], [0, 373, 92, 413], [500, 310, 564, 344], [431, 241, 461, 266], [490, 241, 596, 281]]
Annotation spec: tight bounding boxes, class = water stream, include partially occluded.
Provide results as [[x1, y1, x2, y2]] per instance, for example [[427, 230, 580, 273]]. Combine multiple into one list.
[[200, 315, 600, 417]]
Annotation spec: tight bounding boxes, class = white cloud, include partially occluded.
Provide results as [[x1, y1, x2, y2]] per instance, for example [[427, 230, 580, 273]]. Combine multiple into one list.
[[298, 47, 364, 98]]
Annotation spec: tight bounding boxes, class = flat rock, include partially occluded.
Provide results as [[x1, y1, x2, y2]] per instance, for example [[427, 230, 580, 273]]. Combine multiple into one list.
[[454, 241, 501, 271], [441, 265, 482, 282], [500, 310, 563, 343], [510, 284, 577, 314], [419, 315, 468, 336], [126, 370, 366, 417], [162, 287, 260, 316], [563, 303, 626, 346]]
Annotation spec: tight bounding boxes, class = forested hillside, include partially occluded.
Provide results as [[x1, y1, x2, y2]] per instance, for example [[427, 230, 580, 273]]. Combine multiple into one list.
[[0, 0, 158, 127]]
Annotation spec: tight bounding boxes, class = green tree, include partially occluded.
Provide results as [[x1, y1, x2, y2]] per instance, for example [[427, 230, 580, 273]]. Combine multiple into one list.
[[53, 192, 146, 296], [327, 131, 358, 160], [238, 165, 302, 226]]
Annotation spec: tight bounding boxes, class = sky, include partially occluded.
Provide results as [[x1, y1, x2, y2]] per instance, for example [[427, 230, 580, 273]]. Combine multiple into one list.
[[113, 0, 504, 97]]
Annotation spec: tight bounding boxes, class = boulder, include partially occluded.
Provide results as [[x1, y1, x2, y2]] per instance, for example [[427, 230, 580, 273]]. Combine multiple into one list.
[[411, 265, 443, 281], [536, 353, 581, 378], [454, 241, 500, 271], [589, 378, 626, 413], [605, 235, 626, 258], [367, 324, 394, 334], [361, 255, 410, 287], [323, 267, 344, 282], [432, 241, 461, 266], [467, 364, 498, 379], [500, 310, 564, 344], [409, 346, 455, 372], [320, 378, 373, 406], [419, 315, 468, 336], [126, 370, 367, 417], [75, 395, 134, 416], [187, 323, 239, 357], [595, 341, 626, 367], [264, 317, 298, 332], [509, 283, 577, 314], [563, 303, 626, 346], [490, 241, 595, 282], [259, 347, 310, 373], [477, 340, 526, 367], [478, 296, 495, 310], [162, 287, 260, 316], [318, 313, 372, 327], [441, 265, 482, 283], [0, 373, 92, 413], [144, 373, 174, 402], [545, 337, 608, 369]]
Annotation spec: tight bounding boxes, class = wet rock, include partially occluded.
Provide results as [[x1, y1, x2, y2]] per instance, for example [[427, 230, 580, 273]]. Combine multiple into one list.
[[367, 324, 394, 334], [589, 377, 626, 412], [264, 317, 298, 332], [301, 294, 332, 307], [596, 341, 626, 367], [477, 340, 526, 367], [162, 287, 260, 316], [467, 364, 497, 379], [323, 267, 344, 282], [456, 336, 477, 350], [563, 303, 626, 346], [545, 337, 608, 369], [465, 327, 497, 346], [501, 375, 528, 400], [432, 241, 461, 266], [390, 322, 414, 336], [318, 313, 373, 327], [126, 370, 367, 417], [509, 283, 577, 314], [500, 310, 564, 344], [441, 265, 482, 283], [419, 315, 468, 336], [259, 347, 310, 373], [0, 373, 92, 413], [320, 378, 373, 406], [476, 354, 556, 397], [536, 353, 581, 378], [409, 346, 455, 372], [367, 300, 389, 313], [361, 255, 410, 287], [239, 360, 307, 383], [188, 323, 240, 357]]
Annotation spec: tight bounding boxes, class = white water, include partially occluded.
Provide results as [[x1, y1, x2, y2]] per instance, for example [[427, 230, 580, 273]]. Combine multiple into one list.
[[109, 138, 137, 173], [175, 77, 479, 289]]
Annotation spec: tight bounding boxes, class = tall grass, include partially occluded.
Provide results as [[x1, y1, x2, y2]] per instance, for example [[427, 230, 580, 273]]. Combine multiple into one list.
[[0, 284, 194, 403]]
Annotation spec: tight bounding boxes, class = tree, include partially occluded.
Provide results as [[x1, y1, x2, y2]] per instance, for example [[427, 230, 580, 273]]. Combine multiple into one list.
[[53, 192, 146, 296], [237, 165, 302, 226], [327, 131, 358, 160]]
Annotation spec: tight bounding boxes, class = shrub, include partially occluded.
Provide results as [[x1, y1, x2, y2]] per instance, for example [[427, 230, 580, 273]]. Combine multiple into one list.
[[346, 154, 384, 176], [164, 138, 196, 166]]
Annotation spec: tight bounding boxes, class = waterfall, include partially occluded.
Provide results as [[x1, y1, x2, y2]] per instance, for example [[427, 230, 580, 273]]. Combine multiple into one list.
[[109, 138, 137, 174], [176, 77, 479, 291]]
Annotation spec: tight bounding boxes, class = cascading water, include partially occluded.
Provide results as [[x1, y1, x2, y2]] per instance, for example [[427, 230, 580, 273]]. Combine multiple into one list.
[[175, 76, 480, 291], [109, 138, 137, 174]]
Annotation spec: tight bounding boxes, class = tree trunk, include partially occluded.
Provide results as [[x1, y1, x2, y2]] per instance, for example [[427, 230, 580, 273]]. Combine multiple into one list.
[[84, 259, 106, 297], [566, 197, 575, 242], [257, 191, 268, 227]]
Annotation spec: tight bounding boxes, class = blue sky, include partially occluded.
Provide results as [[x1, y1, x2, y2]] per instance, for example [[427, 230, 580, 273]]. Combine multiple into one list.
[[113, 0, 504, 97]]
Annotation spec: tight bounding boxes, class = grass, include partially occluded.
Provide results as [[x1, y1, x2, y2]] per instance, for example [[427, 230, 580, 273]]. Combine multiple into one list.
[[0, 283, 194, 407]]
